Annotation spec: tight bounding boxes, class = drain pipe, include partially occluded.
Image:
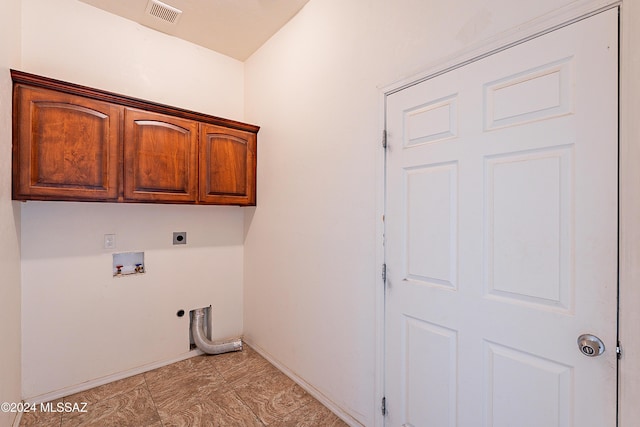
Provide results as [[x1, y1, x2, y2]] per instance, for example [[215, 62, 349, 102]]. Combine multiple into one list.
[[191, 308, 242, 355]]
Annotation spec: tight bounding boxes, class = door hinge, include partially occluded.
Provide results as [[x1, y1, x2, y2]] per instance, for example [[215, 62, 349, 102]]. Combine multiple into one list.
[[382, 263, 387, 283], [381, 396, 386, 416], [382, 129, 387, 149], [617, 342, 623, 359]]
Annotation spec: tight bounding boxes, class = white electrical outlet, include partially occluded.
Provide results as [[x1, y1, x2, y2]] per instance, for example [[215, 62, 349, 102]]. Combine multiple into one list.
[[104, 234, 116, 249]]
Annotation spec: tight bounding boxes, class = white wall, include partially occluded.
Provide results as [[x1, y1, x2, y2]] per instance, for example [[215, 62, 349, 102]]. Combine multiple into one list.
[[21, 0, 244, 121], [21, 203, 244, 399], [20, 0, 246, 400], [243, 0, 617, 425], [0, 1, 22, 426]]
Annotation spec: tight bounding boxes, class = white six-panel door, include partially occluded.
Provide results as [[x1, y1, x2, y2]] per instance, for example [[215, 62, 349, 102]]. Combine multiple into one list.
[[384, 9, 618, 427]]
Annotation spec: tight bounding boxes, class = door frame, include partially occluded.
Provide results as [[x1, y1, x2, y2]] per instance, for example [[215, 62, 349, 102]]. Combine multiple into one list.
[[617, 0, 640, 425], [375, 1, 639, 426]]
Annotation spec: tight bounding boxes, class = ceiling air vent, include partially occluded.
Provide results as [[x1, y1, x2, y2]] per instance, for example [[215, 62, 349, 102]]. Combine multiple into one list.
[[145, 0, 182, 24]]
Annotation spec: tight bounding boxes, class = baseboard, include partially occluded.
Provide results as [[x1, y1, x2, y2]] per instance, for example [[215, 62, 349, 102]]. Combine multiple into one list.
[[11, 411, 22, 427], [243, 339, 364, 427], [23, 348, 204, 404]]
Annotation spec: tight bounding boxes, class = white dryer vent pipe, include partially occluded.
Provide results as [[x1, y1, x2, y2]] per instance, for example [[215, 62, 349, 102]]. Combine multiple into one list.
[[192, 308, 242, 355]]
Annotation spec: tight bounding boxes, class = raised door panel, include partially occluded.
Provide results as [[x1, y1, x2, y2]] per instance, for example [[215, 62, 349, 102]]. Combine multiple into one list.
[[13, 85, 121, 201], [124, 108, 198, 203], [199, 124, 256, 205]]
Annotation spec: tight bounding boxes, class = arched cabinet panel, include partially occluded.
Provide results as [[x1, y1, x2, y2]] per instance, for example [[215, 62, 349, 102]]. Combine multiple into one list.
[[124, 109, 198, 203], [199, 124, 256, 205], [13, 85, 120, 201]]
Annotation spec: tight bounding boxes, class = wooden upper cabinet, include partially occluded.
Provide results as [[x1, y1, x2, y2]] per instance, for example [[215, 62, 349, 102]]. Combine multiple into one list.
[[124, 108, 198, 203], [199, 124, 256, 205], [11, 70, 260, 206], [13, 84, 121, 201]]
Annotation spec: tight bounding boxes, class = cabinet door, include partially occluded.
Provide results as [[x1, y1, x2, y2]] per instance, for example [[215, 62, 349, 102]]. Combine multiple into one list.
[[13, 85, 120, 201], [199, 124, 257, 205], [124, 108, 198, 203]]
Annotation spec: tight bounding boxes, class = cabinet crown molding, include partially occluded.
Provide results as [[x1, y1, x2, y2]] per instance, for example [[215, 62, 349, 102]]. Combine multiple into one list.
[[10, 69, 259, 134]]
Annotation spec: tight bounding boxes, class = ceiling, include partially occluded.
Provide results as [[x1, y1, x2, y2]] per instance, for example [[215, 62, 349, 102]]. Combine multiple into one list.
[[79, 0, 311, 61]]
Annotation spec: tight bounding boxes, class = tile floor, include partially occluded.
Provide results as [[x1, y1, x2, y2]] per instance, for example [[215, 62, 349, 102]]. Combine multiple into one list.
[[19, 345, 348, 427]]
